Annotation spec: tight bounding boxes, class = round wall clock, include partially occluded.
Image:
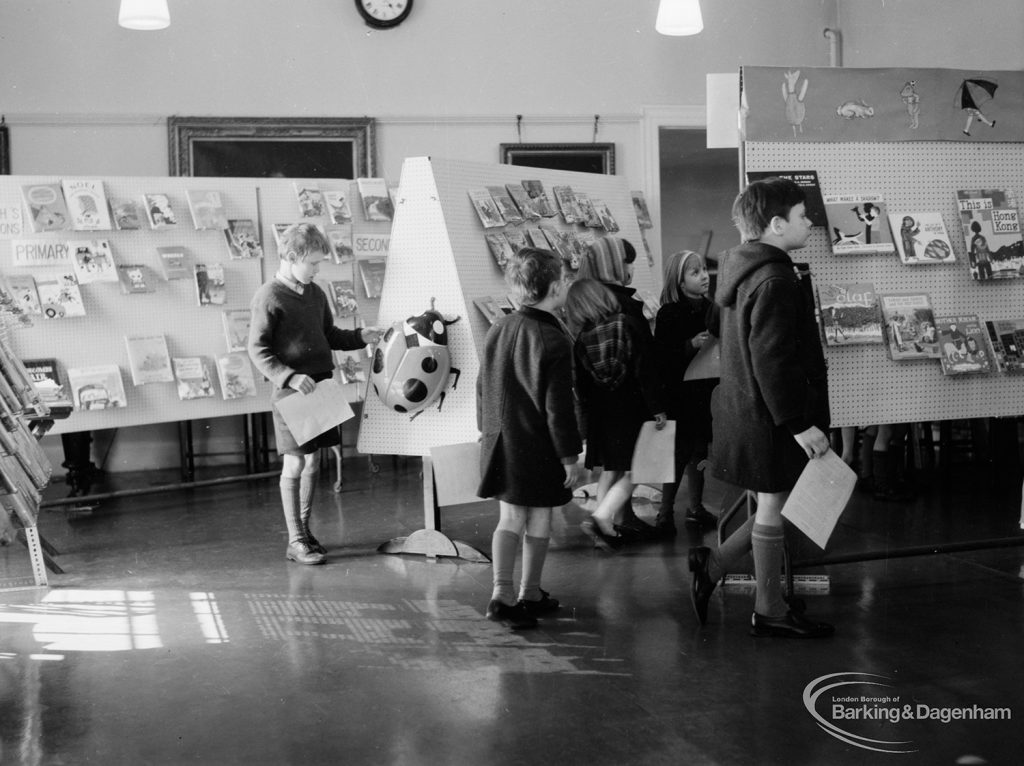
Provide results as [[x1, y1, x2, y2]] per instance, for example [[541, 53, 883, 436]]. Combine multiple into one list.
[[355, 0, 413, 29]]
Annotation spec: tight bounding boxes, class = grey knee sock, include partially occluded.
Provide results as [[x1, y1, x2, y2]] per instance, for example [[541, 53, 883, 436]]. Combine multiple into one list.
[[752, 523, 787, 619], [708, 515, 756, 581], [491, 529, 521, 605], [280, 476, 303, 546], [519, 534, 550, 602], [299, 470, 318, 538]]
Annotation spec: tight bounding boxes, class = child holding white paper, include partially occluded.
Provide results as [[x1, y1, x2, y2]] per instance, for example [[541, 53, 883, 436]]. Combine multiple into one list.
[[249, 222, 381, 565]]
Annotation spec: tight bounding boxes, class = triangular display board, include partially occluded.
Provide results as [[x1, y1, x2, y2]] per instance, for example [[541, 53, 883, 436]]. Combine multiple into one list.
[[357, 156, 652, 457]]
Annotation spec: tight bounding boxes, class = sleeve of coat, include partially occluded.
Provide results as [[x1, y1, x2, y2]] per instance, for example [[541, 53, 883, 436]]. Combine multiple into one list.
[[543, 334, 583, 460]]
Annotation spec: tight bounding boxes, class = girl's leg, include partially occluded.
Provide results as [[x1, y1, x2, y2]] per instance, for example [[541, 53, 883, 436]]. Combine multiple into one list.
[[520, 507, 555, 606], [684, 442, 716, 526], [591, 470, 632, 535], [491, 502, 527, 606]]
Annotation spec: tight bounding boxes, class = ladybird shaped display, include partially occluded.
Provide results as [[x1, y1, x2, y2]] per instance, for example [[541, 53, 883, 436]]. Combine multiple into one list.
[[371, 299, 461, 419]]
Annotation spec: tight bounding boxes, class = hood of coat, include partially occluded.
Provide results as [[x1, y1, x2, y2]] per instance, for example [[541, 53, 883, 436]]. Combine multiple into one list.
[[714, 242, 793, 308]]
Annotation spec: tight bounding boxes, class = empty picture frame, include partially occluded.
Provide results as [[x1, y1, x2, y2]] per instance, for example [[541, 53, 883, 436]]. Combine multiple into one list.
[[168, 116, 376, 178], [500, 142, 615, 175]]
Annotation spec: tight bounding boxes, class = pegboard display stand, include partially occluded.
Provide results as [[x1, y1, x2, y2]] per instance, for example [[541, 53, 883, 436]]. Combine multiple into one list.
[[362, 156, 653, 560]]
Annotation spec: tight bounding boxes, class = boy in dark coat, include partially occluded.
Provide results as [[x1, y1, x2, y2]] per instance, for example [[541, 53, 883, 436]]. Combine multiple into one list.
[[477, 247, 582, 629], [689, 177, 834, 639]]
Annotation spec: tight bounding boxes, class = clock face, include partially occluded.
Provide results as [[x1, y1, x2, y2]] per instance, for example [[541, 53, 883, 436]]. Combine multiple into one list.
[[356, 0, 412, 28]]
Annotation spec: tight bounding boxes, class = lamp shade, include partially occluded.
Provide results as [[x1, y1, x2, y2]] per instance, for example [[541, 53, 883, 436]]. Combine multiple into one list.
[[118, 0, 170, 30], [655, 0, 703, 36]]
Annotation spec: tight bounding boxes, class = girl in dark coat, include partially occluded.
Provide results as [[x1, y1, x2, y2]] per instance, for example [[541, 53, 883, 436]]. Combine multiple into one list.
[[689, 177, 834, 639]]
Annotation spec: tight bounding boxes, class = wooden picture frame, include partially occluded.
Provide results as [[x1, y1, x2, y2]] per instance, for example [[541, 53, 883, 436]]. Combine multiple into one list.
[[0, 122, 9, 175], [168, 116, 376, 178], [500, 142, 615, 175]]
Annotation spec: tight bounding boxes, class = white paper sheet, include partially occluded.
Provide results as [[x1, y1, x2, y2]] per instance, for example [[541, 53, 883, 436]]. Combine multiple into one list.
[[630, 420, 676, 484], [781, 449, 857, 549], [273, 378, 355, 446]]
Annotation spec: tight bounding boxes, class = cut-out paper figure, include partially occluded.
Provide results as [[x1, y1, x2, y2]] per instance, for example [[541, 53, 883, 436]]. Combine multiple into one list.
[[832, 228, 863, 247], [782, 69, 808, 137], [957, 78, 997, 135], [899, 81, 920, 129], [851, 202, 880, 245], [836, 100, 874, 119]]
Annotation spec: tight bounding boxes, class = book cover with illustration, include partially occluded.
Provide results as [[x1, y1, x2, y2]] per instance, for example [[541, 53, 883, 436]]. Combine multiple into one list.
[[540, 227, 576, 266], [505, 183, 541, 221], [186, 190, 229, 230], [215, 352, 257, 400], [172, 356, 216, 400], [472, 295, 513, 325], [934, 315, 993, 375], [36, 272, 86, 317], [294, 184, 326, 219], [156, 246, 189, 280], [358, 258, 387, 299], [327, 224, 354, 264], [223, 219, 263, 260], [323, 189, 353, 224], [6, 275, 41, 315], [888, 212, 956, 265], [503, 229, 528, 254], [467, 189, 506, 228], [745, 170, 826, 228], [984, 318, 1024, 373], [816, 282, 884, 346], [124, 334, 174, 385], [522, 180, 557, 217], [956, 188, 1024, 281], [878, 293, 940, 361], [61, 179, 112, 231], [327, 280, 359, 318], [484, 232, 514, 269], [194, 263, 226, 306], [486, 186, 524, 225], [23, 358, 71, 407], [69, 239, 118, 284], [66, 364, 127, 410], [526, 228, 551, 249], [574, 191, 603, 228], [143, 193, 179, 229], [109, 197, 144, 230], [552, 185, 582, 224], [631, 190, 654, 229], [593, 200, 620, 233], [823, 193, 894, 254], [356, 178, 393, 222], [117, 264, 157, 295], [21, 182, 70, 232], [334, 349, 366, 385], [221, 308, 252, 352]]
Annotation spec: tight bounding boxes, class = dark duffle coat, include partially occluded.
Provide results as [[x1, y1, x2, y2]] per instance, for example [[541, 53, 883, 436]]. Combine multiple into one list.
[[709, 242, 830, 492], [476, 306, 582, 507]]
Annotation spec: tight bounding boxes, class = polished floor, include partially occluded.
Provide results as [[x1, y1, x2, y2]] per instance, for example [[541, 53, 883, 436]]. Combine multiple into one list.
[[1, 449, 1022, 765]]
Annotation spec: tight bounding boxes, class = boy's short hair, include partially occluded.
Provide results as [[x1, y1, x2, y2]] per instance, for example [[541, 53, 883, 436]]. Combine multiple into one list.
[[732, 177, 806, 242], [505, 247, 563, 306], [279, 222, 331, 261]]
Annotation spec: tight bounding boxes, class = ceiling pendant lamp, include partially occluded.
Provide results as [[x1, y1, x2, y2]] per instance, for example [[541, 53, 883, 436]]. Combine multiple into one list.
[[118, 0, 170, 30], [656, 0, 704, 36]]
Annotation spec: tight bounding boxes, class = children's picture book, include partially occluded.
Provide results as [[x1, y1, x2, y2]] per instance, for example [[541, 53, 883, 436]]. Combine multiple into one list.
[[216, 352, 257, 399], [124, 334, 174, 385], [956, 188, 1024, 280], [156, 246, 189, 280], [322, 189, 353, 224], [472, 295, 512, 325], [574, 191, 602, 228], [484, 232, 514, 269], [172, 356, 216, 400], [888, 212, 956, 265], [824, 193, 895, 254], [593, 200, 620, 233], [522, 180, 557, 217], [143, 193, 179, 229], [326, 224, 354, 264], [61, 179, 112, 231], [109, 197, 144, 230], [934, 315, 994, 375], [816, 282, 884, 346], [631, 190, 654, 229], [6, 275, 41, 315], [745, 170, 826, 228], [358, 258, 387, 299], [223, 219, 263, 260], [21, 182, 70, 232], [66, 364, 127, 409], [526, 228, 551, 249], [334, 350, 366, 385], [985, 318, 1024, 373], [503, 229, 528, 254], [552, 185, 584, 224], [69, 239, 118, 283], [356, 178, 394, 222], [294, 184, 326, 218], [36, 272, 86, 317], [878, 293, 940, 361], [486, 186, 523, 225], [221, 308, 252, 352], [327, 280, 359, 318], [541, 227, 576, 266], [194, 263, 226, 306], [186, 190, 229, 230], [117, 264, 157, 295], [23, 358, 71, 407], [467, 189, 506, 228], [505, 183, 541, 221]]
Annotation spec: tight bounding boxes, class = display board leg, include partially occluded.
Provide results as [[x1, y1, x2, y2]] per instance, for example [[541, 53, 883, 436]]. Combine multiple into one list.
[[376, 456, 489, 562]]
